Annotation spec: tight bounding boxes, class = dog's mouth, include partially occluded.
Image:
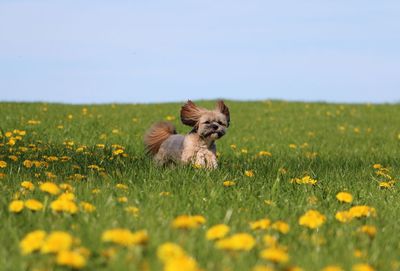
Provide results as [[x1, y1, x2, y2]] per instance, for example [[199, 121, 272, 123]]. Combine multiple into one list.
[[204, 130, 225, 139]]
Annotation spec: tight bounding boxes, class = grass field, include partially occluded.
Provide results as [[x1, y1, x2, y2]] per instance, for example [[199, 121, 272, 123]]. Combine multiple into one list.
[[0, 101, 399, 271]]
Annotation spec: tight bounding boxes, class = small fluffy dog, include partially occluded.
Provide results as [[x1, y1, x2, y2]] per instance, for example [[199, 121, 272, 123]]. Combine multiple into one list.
[[144, 100, 230, 169]]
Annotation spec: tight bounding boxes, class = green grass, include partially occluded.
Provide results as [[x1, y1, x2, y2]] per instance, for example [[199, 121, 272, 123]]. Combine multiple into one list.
[[0, 101, 399, 271]]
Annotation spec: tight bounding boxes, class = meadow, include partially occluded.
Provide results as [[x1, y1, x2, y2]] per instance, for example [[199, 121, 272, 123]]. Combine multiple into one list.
[[0, 100, 399, 271]]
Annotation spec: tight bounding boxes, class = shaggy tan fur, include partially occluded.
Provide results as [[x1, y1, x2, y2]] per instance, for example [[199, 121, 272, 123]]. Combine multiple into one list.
[[181, 133, 217, 168], [143, 121, 177, 155], [180, 100, 207, 126]]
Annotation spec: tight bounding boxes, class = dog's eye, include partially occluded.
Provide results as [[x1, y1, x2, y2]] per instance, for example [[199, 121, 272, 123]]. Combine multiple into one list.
[[217, 121, 225, 126], [204, 121, 210, 124]]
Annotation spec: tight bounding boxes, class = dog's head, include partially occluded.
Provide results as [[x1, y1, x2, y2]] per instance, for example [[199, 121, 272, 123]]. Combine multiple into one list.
[[180, 100, 230, 140]]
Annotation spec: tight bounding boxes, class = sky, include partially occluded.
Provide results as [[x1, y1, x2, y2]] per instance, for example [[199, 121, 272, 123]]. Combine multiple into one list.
[[0, 0, 399, 104]]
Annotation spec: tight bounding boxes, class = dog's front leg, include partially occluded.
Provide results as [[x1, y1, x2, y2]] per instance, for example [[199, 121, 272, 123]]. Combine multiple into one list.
[[194, 151, 206, 168], [181, 151, 193, 165], [205, 152, 218, 169]]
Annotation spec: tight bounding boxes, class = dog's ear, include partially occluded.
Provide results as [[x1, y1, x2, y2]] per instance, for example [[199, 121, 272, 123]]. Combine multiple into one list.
[[180, 100, 205, 127], [216, 100, 230, 127]]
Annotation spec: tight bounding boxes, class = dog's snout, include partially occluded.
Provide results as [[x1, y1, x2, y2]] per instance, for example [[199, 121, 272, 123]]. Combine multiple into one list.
[[211, 123, 219, 130]]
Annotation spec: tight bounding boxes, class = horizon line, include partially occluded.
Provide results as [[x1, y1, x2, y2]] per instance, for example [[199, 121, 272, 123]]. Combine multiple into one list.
[[1, 98, 399, 106]]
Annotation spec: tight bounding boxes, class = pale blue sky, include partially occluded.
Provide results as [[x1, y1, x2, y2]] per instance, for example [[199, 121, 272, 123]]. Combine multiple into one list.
[[0, 0, 399, 104]]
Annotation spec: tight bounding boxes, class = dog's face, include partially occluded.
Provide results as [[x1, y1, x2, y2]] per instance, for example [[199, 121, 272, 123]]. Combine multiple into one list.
[[181, 100, 230, 140]]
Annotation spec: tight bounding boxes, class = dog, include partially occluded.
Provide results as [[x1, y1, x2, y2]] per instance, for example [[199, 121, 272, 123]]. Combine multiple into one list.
[[144, 100, 230, 169]]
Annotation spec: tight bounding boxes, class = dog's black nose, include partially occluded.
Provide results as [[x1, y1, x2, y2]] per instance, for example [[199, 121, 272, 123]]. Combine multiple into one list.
[[211, 124, 219, 130]]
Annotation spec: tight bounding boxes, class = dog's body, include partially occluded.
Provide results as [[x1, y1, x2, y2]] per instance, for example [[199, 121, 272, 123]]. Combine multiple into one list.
[[144, 100, 230, 169]]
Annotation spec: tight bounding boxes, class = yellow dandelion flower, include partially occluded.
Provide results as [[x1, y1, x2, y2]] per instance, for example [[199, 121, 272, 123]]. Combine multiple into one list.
[[0, 160, 7, 168], [215, 233, 255, 251], [60, 156, 72, 162], [353, 249, 364, 258], [157, 242, 186, 263], [245, 170, 254, 177], [92, 188, 101, 194], [22, 160, 33, 168], [379, 181, 394, 189], [321, 266, 344, 271], [25, 199, 43, 211], [264, 200, 276, 206], [9, 200, 24, 213], [289, 144, 297, 149], [249, 218, 271, 230], [206, 224, 230, 240], [40, 182, 60, 195], [171, 215, 206, 229], [287, 266, 304, 271], [349, 205, 376, 218], [299, 210, 326, 229], [130, 230, 149, 245], [57, 192, 75, 201], [59, 183, 74, 191], [19, 146, 28, 152], [260, 247, 289, 263], [41, 231, 73, 254], [101, 228, 148, 247], [112, 149, 124, 156], [56, 250, 87, 269], [50, 199, 78, 214], [20, 230, 47, 254], [192, 163, 203, 169], [116, 183, 129, 190], [21, 181, 35, 191], [290, 176, 317, 185], [165, 115, 176, 121], [45, 156, 59, 162], [223, 181, 236, 187], [80, 202, 96, 213], [272, 220, 290, 234], [279, 167, 288, 174], [375, 170, 392, 179], [372, 164, 382, 169], [335, 211, 353, 223], [252, 265, 274, 271], [88, 164, 100, 170], [352, 263, 374, 271], [164, 255, 199, 271], [159, 191, 171, 196], [117, 196, 128, 203], [358, 225, 377, 238], [8, 155, 18, 161], [258, 151, 272, 157], [336, 192, 353, 203], [8, 138, 16, 146], [102, 228, 134, 246], [307, 196, 318, 205], [125, 206, 140, 216]]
